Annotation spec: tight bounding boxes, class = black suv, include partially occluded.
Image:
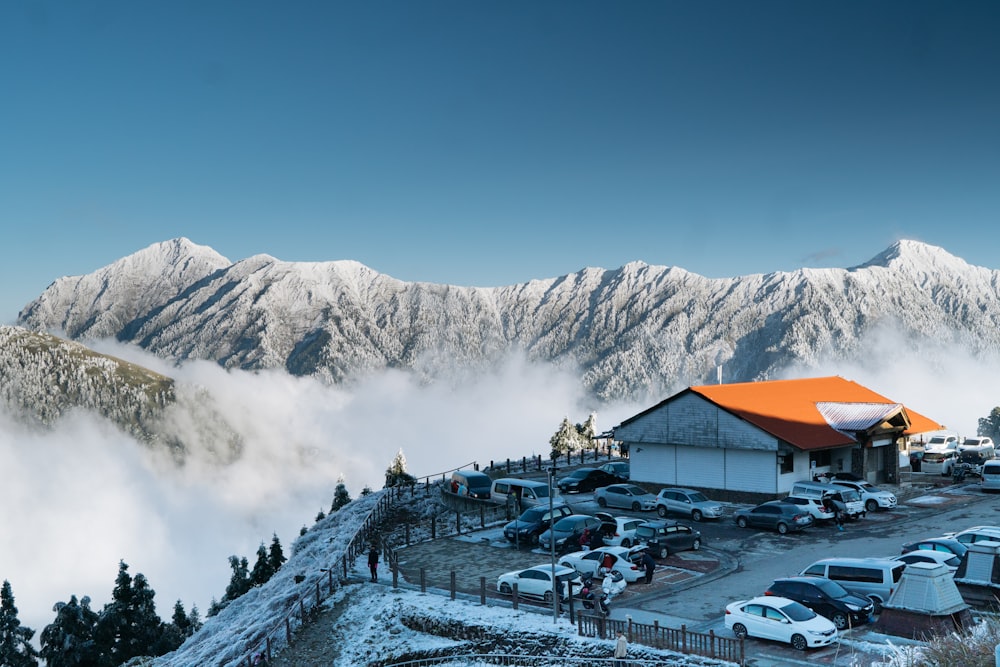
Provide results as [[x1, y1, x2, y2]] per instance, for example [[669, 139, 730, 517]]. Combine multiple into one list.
[[556, 467, 620, 493], [503, 504, 573, 546], [764, 576, 874, 630], [633, 520, 701, 559]]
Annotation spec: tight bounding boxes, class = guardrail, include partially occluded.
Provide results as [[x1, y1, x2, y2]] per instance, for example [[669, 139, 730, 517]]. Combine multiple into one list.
[[577, 616, 745, 666]]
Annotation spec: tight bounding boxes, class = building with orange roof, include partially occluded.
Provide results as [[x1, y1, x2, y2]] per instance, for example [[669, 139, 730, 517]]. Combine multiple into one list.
[[613, 376, 944, 500]]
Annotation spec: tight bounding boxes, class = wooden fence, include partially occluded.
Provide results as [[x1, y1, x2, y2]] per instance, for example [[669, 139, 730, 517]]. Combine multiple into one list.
[[578, 615, 745, 666]]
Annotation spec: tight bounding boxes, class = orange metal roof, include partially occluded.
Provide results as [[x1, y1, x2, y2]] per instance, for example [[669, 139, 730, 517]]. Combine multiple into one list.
[[690, 376, 944, 450]]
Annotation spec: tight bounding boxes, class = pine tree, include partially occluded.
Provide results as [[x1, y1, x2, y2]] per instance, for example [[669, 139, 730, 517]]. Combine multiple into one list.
[[315, 508, 326, 522], [187, 605, 202, 634], [94, 562, 167, 664], [0, 580, 39, 667], [170, 600, 191, 637], [360, 485, 373, 496], [224, 556, 251, 601], [549, 417, 582, 457], [384, 448, 416, 487], [39, 595, 101, 667], [250, 543, 273, 587], [330, 476, 352, 512], [268, 534, 287, 573]]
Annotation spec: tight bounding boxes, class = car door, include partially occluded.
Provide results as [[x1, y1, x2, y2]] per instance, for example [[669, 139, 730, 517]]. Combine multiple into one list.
[[740, 603, 776, 640], [518, 569, 547, 598], [668, 524, 696, 550], [605, 486, 627, 509], [759, 604, 792, 642], [750, 505, 779, 529]]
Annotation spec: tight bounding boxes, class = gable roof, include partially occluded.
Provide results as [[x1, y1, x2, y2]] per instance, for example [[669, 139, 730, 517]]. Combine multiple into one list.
[[687, 376, 943, 451]]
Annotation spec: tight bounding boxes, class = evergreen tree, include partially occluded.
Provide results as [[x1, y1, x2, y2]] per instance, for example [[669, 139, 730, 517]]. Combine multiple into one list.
[[979, 407, 1000, 441], [250, 543, 273, 587], [39, 595, 101, 667], [360, 485, 373, 496], [170, 600, 191, 637], [94, 562, 167, 664], [224, 556, 251, 601], [330, 476, 352, 512], [187, 605, 202, 635], [549, 417, 582, 458], [299, 525, 308, 537], [384, 448, 416, 487], [268, 534, 287, 573], [315, 508, 326, 522], [0, 580, 39, 667]]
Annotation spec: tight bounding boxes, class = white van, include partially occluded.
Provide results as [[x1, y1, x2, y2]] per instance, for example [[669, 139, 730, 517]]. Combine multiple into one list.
[[789, 480, 865, 519], [800, 557, 906, 613], [490, 478, 554, 508], [981, 460, 1000, 492], [921, 449, 958, 475]]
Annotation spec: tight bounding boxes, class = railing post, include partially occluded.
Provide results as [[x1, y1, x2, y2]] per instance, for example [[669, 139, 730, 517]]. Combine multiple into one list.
[[342, 554, 347, 580], [392, 558, 398, 588], [450, 571, 456, 600], [682, 624, 687, 653], [709, 629, 717, 659], [420, 568, 426, 593], [285, 618, 292, 644], [406, 523, 411, 545], [506, 458, 511, 473], [456, 511, 461, 535], [512, 583, 519, 610], [431, 516, 436, 539], [315, 582, 321, 605], [653, 619, 660, 648], [480, 576, 486, 605]]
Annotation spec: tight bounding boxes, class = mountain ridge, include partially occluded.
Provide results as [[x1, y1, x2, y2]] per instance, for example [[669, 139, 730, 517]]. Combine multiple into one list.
[[16, 238, 1000, 402]]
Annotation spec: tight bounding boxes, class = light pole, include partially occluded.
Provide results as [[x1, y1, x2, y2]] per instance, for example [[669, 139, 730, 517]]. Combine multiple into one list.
[[548, 461, 558, 621]]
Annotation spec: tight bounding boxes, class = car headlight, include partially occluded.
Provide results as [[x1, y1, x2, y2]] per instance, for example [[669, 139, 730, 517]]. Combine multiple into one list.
[[807, 629, 828, 636], [846, 604, 860, 611]]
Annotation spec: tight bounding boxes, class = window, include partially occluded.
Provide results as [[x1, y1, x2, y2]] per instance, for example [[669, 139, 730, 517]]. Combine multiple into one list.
[[828, 565, 882, 583], [779, 454, 794, 474], [810, 451, 832, 467]]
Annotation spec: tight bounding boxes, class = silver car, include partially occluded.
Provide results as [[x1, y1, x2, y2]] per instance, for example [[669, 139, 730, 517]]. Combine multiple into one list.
[[594, 483, 657, 511], [655, 488, 725, 521]]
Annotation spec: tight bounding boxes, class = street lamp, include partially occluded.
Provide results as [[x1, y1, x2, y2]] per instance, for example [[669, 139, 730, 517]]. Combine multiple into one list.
[[548, 461, 558, 621]]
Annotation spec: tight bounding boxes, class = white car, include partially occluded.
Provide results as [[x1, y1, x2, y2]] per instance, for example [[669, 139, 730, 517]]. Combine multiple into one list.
[[945, 525, 1000, 545], [925, 434, 960, 451], [558, 545, 647, 583], [725, 595, 838, 651], [601, 516, 644, 547], [891, 550, 961, 573], [496, 564, 581, 602], [831, 480, 897, 512], [783, 495, 835, 522], [960, 436, 994, 450]]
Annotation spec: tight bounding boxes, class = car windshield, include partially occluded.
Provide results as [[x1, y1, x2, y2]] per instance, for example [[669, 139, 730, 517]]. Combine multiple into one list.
[[570, 470, 591, 479], [553, 517, 578, 530], [923, 452, 947, 462], [687, 491, 709, 503], [780, 601, 816, 622], [813, 578, 850, 598], [635, 526, 656, 538], [519, 507, 546, 522]]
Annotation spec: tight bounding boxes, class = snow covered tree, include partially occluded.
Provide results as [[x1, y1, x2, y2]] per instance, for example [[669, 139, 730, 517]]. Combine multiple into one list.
[[94, 562, 166, 664], [384, 448, 416, 487], [549, 417, 584, 458], [268, 534, 286, 573], [330, 476, 352, 512], [578, 413, 598, 442], [224, 556, 251, 601], [0, 580, 39, 667], [170, 600, 192, 638], [314, 508, 326, 522], [250, 543, 273, 587], [360, 485, 373, 496], [39, 595, 101, 667], [979, 407, 1000, 441]]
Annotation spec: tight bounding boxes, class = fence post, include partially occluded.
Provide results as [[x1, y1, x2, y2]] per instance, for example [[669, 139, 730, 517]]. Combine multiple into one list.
[[450, 571, 456, 600], [420, 568, 426, 593], [392, 558, 399, 588], [653, 619, 660, 648], [342, 554, 348, 580], [456, 511, 461, 535], [709, 629, 717, 659], [682, 624, 687, 653], [285, 618, 292, 644], [315, 582, 321, 605], [521, 456, 526, 471], [328, 568, 334, 593], [480, 577, 486, 605], [266, 637, 272, 661], [506, 458, 511, 473], [512, 584, 519, 610], [431, 516, 436, 539]]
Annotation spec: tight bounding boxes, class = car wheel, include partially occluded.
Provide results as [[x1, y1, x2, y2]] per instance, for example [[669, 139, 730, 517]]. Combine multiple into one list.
[[692, 509, 703, 522], [831, 612, 849, 630], [736, 516, 749, 528], [658, 546, 669, 559], [692, 538, 701, 551], [621, 538, 631, 548], [791, 633, 808, 651], [499, 582, 512, 595], [777, 522, 789, 535], [731, 622, 748, 639], [597, 497, 607, 507], [657, 505, 668, 518], [866, 499, 878, 513], [631, 502, 641, 511]]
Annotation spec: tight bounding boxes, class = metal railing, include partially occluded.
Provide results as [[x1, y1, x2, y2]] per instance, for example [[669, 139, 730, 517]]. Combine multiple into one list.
[[577, 616, 744, 666]]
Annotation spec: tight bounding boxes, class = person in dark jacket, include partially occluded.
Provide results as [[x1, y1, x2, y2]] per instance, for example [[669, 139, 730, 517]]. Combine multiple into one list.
[[641, 549, 656, 583], [368, 546, 379, 581]]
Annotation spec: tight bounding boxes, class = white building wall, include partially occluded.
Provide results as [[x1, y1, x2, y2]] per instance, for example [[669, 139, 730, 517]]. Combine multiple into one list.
[[725, 449, 777, 493]]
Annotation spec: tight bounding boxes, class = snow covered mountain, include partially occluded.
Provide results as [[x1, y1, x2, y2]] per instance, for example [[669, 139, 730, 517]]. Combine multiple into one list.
[[17, 238, 1000, 402]]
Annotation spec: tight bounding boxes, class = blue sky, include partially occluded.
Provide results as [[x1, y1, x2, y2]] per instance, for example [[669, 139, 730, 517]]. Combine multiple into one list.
[[2, 0, 998, 324]]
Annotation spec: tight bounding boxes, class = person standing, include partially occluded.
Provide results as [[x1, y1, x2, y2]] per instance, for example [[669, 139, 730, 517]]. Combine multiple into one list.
[[368, 545, 379, 582], [614, 629, 628, 665]]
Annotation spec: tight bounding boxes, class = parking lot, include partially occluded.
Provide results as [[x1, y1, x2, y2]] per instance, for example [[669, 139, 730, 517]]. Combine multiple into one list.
[[392, 474, 998, 665]]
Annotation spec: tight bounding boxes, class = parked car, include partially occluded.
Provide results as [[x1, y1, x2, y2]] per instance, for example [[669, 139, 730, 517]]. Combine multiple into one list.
[[594, 483, 657, 511], [982, 459, 1000, 492], [890, 550, 961, 573], [496, 564, 581, 602], [733, 501, 814, 534], [957, 446, 995, 475], [960, 436, 995, 450], [449, 470, 493, 499], [945, 525, 1000, 545], [921, 449, 958, 475], [830, 480, 897, 512], [901, 537, 969, 559], [557, 545, 647, 583], [601, 515, 644, 547], [782, 495, 835, 522], [633, 520, 701, 559], [764, 577, 874, 630], [598, 461, 630, 480], [725, 596, 838, 651], [655, 488, 725, 521], [925, 434, 960, 451], [799, 557, 905, 613], [502, 503, 574, 546], [538, 514, 613, 553], [556, 468, 620, 494]]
